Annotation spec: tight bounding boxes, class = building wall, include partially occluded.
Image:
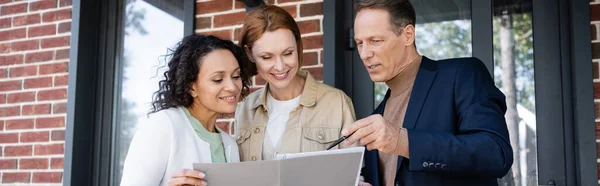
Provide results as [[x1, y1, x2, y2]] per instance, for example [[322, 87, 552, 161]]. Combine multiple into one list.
[[592, 0, 600, 184], [0, 0, 70, 185], [195, 0, 324, 130]]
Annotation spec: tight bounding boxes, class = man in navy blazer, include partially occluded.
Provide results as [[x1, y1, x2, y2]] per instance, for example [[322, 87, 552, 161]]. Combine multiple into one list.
[[342, 0, 513, 186]]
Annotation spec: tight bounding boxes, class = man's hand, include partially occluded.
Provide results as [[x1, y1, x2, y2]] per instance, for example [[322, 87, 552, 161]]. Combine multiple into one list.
[[342, 114, 409, 157]]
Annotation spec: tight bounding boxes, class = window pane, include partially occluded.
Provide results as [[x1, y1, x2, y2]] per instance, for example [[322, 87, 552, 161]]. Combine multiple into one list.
[[114, 0, 184, 184], [493, 1, 536, 185], [375, 0, 472, 107]]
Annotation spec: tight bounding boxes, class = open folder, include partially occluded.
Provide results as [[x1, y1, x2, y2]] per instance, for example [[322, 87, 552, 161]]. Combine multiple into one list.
[[193, 147, 365, 186]]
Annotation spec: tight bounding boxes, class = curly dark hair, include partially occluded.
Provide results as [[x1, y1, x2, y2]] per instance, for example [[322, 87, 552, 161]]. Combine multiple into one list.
[[150, 34, 253, 114]]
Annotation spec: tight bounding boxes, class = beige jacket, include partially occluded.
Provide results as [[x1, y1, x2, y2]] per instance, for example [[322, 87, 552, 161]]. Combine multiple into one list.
[[234, 70, 356, 161]]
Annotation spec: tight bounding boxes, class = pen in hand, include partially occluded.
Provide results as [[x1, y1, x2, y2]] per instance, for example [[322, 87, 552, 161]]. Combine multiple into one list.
[[326, 131, 355, 150]]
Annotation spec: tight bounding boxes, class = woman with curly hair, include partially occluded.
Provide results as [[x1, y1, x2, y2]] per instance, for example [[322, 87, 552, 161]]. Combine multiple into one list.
[[120, 34, 253, 186]]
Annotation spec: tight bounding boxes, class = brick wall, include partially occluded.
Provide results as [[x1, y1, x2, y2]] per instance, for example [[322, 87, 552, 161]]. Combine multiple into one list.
[[0, 0, 70, 185], [592, 0, 600, 184], [195, 0, 323, 132]]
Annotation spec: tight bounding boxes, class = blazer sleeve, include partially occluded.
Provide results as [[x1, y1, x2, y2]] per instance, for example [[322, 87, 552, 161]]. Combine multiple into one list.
[[406, 58, 513, 178], [120, 112, 172, 186]]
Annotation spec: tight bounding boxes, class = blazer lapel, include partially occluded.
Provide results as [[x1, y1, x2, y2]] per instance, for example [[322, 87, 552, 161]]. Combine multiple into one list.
[[403, 57, 437, 129]]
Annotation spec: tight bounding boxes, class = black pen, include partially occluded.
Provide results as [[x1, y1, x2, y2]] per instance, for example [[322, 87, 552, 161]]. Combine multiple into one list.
[[326, 131, 356, 150]]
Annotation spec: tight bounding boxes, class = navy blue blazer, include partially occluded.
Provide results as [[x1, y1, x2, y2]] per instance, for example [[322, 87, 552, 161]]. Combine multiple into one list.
[[362, 57, 513, 186]]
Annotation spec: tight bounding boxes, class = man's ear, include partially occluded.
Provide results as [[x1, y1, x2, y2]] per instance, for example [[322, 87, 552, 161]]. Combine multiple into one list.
[[244, 46, 255, 63], [402, 25, 416, 47]]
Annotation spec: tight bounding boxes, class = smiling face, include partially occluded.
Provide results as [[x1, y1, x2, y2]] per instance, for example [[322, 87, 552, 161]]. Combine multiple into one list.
[[189, 49, 242, 114], [354, 8, 416, 82], [250, 28, 300, 90]]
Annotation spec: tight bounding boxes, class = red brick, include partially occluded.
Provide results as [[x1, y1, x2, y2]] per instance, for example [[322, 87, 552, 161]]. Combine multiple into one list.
[[22, 104, 51, 115], [0, 68, 6, 78], [26, 51, 54, 63], [298, 19, 320, 34], [42, 9, 70, 22], [0, 54, 24, 66], [20, 131, 49, 143], [50, 130, 64, 141], [52, 102, 66, 114], [198, 30, 231, 40], [36, 117, 64, 128], [594, 62, 599, 79], [54, 74, 67, 86], [196, 17, 211, 30], [59, 0, 71, 7], [32, 172, 61, 183], [13, 14, 41, 26], [1, 3, 27, 16], [299, 2, 322, 17], [303, 52, 318, 66], [37, 88, 66, 101], [0, 0, 11, 5], [2, 172, 30, 183], [0, 43, 9, 53], [11, 40, 39, 52], [41, 36, 69, 48], [19, 158, 48, 170], [0, 133, 18, 143], [9, 66, 37, 78], [50, 157, 63, 169], [55, 48, 69, 60], [302, 35, 322, 50], [281, 5, 297, 18], [4, 145, 32, 156], [234, 27, 243, 41], [28, 24, 56, 37], [0, 80, 22, 91], [255, 75, 266, 86], [0, 94, 5, 104], [302, 66, 322, 81], [0, 159, 17, 169], [39, 62, 68, 75], [591, 4, 600, 21], [214, 12, 245, 27], [0, 28, 26, 42], [235, 1, 244, 9], [594, 82, 600, 98], [58, 21, 70, 33], [30, 0, 57, 11], [217, 113, 234, 119], [34, 144, 63, 155], [7, 92, 35, 103], [592, 24, 597, 41], [593, 42, 600, 59], [24, 77, 52, 88], [196, 0, 233, 14], [0, 18, 10, 28], [5, 119, 34, 130], [596, 102, 599, 119], [216, 121, 231, 134]]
